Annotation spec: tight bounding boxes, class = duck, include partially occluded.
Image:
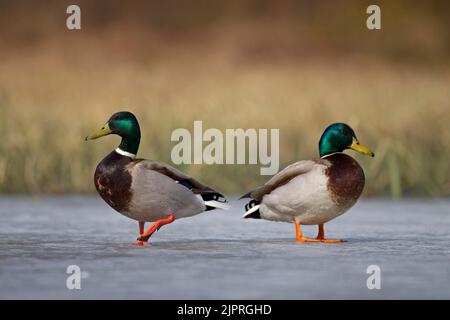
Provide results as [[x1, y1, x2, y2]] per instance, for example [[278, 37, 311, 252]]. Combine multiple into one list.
[[241, 123, 374, 243], [85, 111, 229, 245]]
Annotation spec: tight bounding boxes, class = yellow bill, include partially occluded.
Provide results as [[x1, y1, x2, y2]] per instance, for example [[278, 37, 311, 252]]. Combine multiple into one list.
[[350, 137, 375, 157], [85, 123, 112, 141]]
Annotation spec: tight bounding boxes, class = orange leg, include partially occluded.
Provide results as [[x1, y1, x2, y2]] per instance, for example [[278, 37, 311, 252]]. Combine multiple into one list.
[[138, 221, 145, 237], [316, 224, 344, 243], [295, 221, 320, 242], [131, 214, 175, 245], [130, 221, 147, 246]]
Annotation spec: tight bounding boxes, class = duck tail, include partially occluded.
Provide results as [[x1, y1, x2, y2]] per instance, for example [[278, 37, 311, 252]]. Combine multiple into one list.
[[242, 199, 261, 219], [239, 191, 252, 200], [199, 192, 230, 211]]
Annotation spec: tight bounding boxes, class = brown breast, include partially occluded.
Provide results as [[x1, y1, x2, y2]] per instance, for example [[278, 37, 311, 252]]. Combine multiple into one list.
[[324, 153, 365, 209], [94, 151, 135, 213]]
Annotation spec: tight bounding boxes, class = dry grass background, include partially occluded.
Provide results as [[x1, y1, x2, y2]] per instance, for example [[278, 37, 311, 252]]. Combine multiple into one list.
[[0, 0, 449, 196]]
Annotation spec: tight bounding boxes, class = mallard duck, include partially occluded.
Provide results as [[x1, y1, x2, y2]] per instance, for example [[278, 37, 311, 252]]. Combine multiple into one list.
[[85, 111, 228, 245], [241, 123, 374, 243]]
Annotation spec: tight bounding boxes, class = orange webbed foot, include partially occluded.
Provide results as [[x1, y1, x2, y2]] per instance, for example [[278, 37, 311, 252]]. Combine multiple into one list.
[[317, 238, 345, 243], [130, 240, 148, 246], [296, 237, 321, 243], [315, 224, 345, 243], [294, 222, 321, 243]]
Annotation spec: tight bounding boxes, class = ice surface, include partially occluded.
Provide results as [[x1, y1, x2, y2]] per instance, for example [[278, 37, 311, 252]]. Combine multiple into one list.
[[0, 196, 449, 299]]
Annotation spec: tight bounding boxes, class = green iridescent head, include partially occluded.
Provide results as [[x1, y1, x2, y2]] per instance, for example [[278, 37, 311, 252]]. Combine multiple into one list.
[[85, 111, 141, 155], [318, 123, 374, 158]]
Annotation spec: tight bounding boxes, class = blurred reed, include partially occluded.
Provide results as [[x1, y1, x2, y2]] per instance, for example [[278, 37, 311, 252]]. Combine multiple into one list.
[[0, 49, 449, 197], [0, 0, 449, 197]]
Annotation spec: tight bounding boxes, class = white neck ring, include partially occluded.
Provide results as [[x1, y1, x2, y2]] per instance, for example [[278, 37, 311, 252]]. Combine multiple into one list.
[[321, 152, 341, 159], [115, 148, 136, 159]]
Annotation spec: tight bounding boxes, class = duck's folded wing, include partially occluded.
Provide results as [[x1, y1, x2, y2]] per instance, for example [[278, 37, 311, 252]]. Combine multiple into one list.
[[240, 160, 316, 201], [138, 160, 204, 189], [137, 160, 228, 209]]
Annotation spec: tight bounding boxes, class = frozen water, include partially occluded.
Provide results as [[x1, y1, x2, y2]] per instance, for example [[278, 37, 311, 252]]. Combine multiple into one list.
[[0, 196, 449, 299]]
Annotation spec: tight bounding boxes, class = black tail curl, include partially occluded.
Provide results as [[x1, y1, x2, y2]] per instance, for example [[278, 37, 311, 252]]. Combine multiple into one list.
[[201, 192, 228, 211], [244, 199, 261, 219]]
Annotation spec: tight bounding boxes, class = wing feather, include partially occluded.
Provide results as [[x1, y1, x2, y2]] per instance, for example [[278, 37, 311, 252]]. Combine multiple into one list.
[[138, 160, 219, 195], [240, 160, 317, 201], [130, 160, 227, 214]]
